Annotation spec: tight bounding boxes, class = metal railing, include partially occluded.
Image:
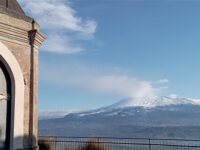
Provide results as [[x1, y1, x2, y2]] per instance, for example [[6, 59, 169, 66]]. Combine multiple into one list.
[[39, 136, 200, 150]]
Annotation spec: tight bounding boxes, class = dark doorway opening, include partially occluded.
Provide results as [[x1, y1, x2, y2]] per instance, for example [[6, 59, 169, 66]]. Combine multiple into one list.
[[0, 61, 11, 150]]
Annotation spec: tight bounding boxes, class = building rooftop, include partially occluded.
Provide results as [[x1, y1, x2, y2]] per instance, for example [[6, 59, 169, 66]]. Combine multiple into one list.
[[0, 0, 33, 22], [0, 0, 25, 16]]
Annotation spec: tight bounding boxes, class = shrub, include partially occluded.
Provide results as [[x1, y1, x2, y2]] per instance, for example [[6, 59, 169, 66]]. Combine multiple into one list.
[[80, 139, 107, 150], [38, 140, 51, 150]]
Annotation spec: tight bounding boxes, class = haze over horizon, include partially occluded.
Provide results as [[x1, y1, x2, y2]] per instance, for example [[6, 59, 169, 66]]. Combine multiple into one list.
[[18, 0, 200, 111]]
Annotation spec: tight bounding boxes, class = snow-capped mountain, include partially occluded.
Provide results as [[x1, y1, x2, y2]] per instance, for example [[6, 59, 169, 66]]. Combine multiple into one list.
[[39, 96, 200, 138], [39, 96, 200, 119], [108, 96, 200, 108], [72, 96, 200, 117]]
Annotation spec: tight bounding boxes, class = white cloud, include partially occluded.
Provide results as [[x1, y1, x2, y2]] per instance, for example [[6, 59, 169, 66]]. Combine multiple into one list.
[[42, 34, 82, 54], [39, 109, 82, 120], [157, 78, 170, 84], [66, 75, 156, 99], [152, 78, 169, 95], [40, 62, 166, 99], [169, 94, 178, 99], [18, 0, 97, 54]]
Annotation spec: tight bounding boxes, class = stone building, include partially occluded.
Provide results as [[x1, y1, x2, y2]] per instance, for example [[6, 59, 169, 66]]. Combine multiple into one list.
[[0, 0, 45, 149]]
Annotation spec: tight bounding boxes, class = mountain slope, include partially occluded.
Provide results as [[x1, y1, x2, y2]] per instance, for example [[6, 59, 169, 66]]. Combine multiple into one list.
[[39, 96, 200, 138]]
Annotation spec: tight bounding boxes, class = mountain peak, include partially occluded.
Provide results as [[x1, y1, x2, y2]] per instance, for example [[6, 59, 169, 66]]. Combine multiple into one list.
[[108, 96, 200, 109]]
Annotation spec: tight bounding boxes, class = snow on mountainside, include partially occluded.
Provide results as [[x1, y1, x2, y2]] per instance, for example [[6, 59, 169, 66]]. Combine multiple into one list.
[[39, 96, 200, 138], [70, 96, 200, 117], [39, 96, 200, 119], [108, 96, 200, 108]]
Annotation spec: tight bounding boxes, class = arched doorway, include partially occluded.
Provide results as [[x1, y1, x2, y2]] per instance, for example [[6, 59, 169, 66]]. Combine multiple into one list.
[[0, 61, 11, 150], [0, 41, 25, 150]]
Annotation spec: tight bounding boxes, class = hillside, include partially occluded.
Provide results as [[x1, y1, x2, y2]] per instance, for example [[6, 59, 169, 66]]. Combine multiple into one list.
[[39, 96, 200, 139]]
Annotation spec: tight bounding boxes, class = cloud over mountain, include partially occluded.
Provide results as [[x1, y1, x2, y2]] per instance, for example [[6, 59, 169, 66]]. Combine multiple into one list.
[[40, 62, 169, 100]]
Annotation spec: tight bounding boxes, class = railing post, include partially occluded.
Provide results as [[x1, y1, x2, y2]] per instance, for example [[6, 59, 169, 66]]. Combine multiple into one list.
[[149, 139, 151, 150], [98, 137, 100, 150], [54, 136, 57, 150]]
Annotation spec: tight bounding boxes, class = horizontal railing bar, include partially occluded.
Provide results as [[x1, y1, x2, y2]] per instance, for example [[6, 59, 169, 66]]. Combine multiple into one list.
[[39, 140, 200, 147], [39, 136, 200, 142]]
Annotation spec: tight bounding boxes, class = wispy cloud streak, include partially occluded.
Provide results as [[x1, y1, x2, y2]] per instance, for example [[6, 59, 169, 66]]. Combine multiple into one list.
[[18, 0, 97, 54]]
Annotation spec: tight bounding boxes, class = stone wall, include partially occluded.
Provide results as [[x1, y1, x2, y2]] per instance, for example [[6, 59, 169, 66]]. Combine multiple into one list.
[[0, 12, 45, 149]]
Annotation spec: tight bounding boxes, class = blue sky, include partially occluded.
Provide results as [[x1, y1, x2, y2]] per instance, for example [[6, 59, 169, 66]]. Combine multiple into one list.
[[18, 0, 200, 111]]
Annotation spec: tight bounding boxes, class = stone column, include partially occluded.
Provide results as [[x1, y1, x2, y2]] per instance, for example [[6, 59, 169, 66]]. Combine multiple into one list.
[[28, 21, 45, 150]]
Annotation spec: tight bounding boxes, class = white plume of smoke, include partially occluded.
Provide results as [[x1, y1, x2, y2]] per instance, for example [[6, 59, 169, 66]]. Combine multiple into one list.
[[40, 62, 169, 104]]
